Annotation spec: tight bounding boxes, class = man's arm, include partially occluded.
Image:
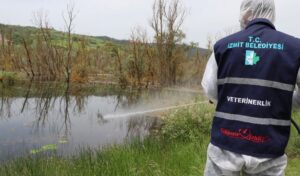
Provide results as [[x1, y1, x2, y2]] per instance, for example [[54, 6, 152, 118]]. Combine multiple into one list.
[[201, 52, 218, 103]]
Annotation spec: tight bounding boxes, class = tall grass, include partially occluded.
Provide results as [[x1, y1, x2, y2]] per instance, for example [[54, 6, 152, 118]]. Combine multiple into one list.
[[286, 110, 300, 175], [287, 110, 300, 158], [0, 102, 299, 175]]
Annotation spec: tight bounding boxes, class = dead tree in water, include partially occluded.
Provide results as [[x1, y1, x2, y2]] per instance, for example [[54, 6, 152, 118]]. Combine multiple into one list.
[[111, 45, 127, 87], [63, 3, 77, 84], [72, 37, 89, 83], [21, 37, 35, 78], [151, 0, 165, 85], [32, 11, 64, 80], [129, 27, 149, 87], [0, 28, 18, 72], [151, 0, 186, 86]]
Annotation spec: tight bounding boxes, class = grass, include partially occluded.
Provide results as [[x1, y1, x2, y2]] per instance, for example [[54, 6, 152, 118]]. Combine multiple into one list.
[[286, 110, 300, 175], [0, 139, 209, 176], [0, 102, 299, 175]]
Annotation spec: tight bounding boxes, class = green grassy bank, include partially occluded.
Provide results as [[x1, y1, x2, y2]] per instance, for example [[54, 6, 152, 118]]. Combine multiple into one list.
[[0, 103, 299, 176]]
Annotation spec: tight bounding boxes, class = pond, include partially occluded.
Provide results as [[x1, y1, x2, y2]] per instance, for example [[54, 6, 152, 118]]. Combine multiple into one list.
[[0, 82, 201, 160]]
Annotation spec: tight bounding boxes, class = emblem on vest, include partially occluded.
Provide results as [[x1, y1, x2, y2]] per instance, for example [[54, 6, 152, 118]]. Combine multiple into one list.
[[220, 128, 269, 143], [245, 50, 260, 65]]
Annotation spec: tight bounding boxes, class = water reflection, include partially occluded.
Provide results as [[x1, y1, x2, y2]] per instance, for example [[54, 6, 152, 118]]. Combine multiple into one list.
[[0, 81, 197, 160]]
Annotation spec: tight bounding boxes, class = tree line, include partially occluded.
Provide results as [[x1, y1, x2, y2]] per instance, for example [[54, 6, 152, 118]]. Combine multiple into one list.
[[0, 0, 211, 88]]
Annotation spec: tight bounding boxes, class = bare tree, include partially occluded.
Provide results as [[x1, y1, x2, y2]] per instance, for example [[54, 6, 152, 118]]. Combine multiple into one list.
[[63, 3, 77, 84], [21, 37, 35, 78], [111, 45, 127, 87], [32, 10, 64, 80], [150, 0, 186, 85], [151, 0, 166, 85], [0, 29, 16, 72], [129, 27, 149, 87]]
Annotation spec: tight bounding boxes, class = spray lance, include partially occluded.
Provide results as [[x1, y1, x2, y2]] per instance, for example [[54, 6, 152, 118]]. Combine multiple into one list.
[[291, 118, 300, 135]]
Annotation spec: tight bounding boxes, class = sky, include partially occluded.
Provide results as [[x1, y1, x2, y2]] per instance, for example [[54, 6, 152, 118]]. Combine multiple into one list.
[[0, 0, 299, 48]]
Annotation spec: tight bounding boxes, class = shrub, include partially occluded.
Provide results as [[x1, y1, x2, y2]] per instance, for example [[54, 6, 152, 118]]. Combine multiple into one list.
[[0, 71, 18, 85], [160, 102, 214, 142]]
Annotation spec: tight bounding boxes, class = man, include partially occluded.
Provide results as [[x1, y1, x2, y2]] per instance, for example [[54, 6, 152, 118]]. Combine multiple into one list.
[[202, 0, 300, 175]]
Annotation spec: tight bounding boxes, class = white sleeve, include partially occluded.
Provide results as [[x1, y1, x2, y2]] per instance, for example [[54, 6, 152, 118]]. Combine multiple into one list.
[[201, 52, 218, 103], [292, 69, 300, 108]]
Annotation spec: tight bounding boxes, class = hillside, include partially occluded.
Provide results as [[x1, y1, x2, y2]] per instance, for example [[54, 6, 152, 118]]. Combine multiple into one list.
[[0, 23, 209, 56], [0, 23, 129, 48]]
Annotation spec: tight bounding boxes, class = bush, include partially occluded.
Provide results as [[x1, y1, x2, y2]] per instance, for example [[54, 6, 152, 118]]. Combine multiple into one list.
[[71, 66, 88, 83], [160, 102, 214, 142], [0, 71, 18, 85]]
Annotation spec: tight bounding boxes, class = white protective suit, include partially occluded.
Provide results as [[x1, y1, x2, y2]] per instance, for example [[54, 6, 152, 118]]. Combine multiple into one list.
[[202, 0, 300, 175]]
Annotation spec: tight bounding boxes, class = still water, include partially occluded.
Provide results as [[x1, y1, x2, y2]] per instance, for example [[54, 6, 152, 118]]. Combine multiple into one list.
[[0, 82, 200, 160]]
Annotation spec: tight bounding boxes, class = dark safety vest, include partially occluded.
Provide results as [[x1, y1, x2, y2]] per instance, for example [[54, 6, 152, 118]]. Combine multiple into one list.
[[211, 18, 300, 158]]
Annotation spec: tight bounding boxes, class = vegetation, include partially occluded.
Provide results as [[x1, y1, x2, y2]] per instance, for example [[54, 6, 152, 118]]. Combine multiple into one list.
[[287, 111, 300, 158], [1, 0, 298, 175], [0, 0, 209, 87], [0, 103, 299, 175], [286, 111, 300, 175], [0, 71, 18, 85]]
